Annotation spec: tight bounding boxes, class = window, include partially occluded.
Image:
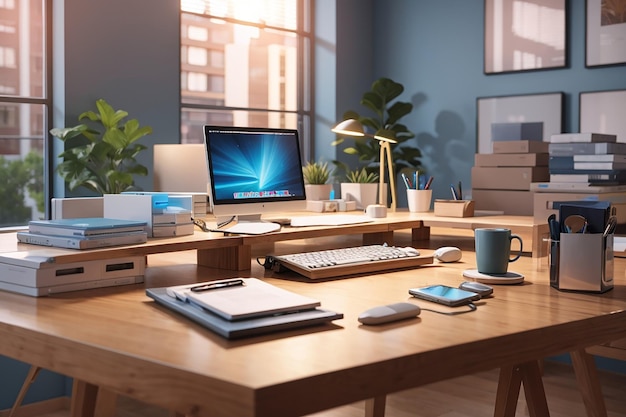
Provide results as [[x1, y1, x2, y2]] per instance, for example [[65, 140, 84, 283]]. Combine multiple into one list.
[[0, 0, 50, 228], [179, 0, 313, 161]]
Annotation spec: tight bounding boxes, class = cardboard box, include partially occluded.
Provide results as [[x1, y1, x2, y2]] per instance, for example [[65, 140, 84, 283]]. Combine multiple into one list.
[[471, 167, 549, 190], [472, 189, 533, 215], [532, 191, 626, 223], [493, 140, 550, 154], [433, 200, 474, 217], [491, 122, 544, 141], [474, 153, 549, 167]]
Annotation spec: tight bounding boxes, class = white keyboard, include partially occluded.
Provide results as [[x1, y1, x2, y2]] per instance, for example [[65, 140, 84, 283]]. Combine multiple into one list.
[[268, 245, 433, 279]]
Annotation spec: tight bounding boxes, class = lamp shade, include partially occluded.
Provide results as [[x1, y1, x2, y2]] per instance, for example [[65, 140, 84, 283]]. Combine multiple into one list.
[[373, 129, 397, 143], [331, 119, 365, 137]]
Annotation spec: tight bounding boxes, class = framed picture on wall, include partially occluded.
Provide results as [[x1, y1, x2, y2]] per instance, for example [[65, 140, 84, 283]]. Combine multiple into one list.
[[586, 0, 626, 67], [476, 92, 564, 154], [580, 90, 626, 142], [484, 0, 567, 74]]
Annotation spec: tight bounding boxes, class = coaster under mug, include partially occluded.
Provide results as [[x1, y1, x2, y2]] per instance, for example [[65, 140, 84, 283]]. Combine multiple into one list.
[[462, 269, 524, 285]]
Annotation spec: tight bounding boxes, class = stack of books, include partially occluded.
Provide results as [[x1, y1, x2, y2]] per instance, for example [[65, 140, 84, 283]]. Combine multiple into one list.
[[152, 208, 194, 237], [472, 122, 549, 215], [539, 132, 626, 187], [531, 132, 626, 224], [146, 278, 343, 339], [17, 217, 148, 250]]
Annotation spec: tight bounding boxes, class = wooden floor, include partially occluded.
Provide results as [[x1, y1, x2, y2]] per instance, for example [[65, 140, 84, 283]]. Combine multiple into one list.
[[18, 361, 626, 417]]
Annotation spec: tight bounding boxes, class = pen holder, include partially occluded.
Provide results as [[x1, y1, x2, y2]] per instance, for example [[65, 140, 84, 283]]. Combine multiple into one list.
[[552, 232, 614, 293], [433, 199, 475, 217]]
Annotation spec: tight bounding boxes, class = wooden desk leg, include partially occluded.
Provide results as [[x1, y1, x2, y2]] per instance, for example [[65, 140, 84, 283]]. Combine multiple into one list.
[[411, 225, 430, 241], [70, 380, 117, 417], [363, 231, 394, 245], [197, 245, 251, 271], [8, 365, 41, 417], [70, 380, 98, 417], [571, 349, 608, 417], [494, 361, 549, 417], [494, 365, 522, 417], [364, 396, 386, 417], [94, 388, 118, 417]]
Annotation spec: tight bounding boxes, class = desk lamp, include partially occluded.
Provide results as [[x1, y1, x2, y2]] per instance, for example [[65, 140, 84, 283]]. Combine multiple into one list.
[[332, 119, 397, 212]]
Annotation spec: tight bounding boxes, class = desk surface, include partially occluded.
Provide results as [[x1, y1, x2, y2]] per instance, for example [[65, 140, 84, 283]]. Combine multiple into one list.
[[0, 234, 625, 417]]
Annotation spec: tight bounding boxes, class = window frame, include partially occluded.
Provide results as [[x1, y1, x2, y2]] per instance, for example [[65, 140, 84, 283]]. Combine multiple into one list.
[[179, 0, 314, 161]]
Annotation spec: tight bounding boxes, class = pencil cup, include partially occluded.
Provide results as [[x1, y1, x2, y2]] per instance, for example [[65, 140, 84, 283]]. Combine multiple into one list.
[[407, 189, 432, 212]]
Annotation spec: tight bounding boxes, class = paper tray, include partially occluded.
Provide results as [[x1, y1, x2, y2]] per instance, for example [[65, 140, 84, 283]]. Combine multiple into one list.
[[146, 288, 343, 339]]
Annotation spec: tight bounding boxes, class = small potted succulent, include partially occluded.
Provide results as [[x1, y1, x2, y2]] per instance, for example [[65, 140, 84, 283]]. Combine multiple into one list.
[[302, 161, 333, 201], [340, 167, 381, 209]]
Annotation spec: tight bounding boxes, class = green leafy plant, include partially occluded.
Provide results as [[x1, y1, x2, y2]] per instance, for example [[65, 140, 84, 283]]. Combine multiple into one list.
[[50, 98, 152, 194], [332, 77, 421, 178], [302, 161, 332, 184], [345, 167, 379, 184]]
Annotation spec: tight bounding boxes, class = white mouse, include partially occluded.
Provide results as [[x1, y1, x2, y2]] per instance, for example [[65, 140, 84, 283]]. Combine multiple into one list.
[[433, 246, 462, 263]]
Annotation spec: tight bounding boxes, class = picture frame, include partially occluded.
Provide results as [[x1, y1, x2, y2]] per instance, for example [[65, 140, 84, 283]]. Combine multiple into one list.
[[579, 89, 626, 142], [586, 0, 626, 67], [476, 92, 564, 154], [484, 0, 567, 74]]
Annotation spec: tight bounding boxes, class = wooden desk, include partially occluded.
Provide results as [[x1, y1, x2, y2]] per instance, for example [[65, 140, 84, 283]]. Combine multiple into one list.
[[0, 239, 625, 417]]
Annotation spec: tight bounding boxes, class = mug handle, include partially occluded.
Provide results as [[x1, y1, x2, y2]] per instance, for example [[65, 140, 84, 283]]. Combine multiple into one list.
[[509, 234, 523, 262]]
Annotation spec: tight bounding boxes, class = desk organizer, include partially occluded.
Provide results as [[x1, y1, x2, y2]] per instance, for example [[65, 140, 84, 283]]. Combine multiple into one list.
[[433, 199, 475, 217], [550, 233, 614, 293]]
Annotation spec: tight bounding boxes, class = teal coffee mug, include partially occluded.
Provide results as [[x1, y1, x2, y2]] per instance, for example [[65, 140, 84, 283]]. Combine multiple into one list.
[[474, 228, 523, 275]]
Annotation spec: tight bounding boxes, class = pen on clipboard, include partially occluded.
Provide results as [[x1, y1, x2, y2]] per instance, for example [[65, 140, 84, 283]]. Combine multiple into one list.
[[191, 279, 245, 292]]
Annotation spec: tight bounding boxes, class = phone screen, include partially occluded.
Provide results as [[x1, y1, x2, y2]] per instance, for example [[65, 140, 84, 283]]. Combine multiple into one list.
[[409, 285, 481, 307]]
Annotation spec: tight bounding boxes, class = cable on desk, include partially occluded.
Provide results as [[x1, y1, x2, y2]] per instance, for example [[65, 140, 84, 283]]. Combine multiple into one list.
[[419, 303, 477, 315]]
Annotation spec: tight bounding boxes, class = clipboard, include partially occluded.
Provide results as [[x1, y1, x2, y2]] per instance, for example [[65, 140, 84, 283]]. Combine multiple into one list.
[[146, 287, 343, 339], [165, 278, 321, 321]]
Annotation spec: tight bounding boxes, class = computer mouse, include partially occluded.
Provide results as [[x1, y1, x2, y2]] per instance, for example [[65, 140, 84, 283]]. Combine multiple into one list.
[[358, 302, 421, 325], [433, 246, 462, 263]]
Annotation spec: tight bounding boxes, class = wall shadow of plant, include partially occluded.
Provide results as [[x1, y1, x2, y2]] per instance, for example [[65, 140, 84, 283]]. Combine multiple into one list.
[[416, 110, 473, 199]]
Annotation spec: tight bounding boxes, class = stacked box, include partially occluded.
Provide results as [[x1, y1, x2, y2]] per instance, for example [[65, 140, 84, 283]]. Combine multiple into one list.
[[473, 127, 550, 215]]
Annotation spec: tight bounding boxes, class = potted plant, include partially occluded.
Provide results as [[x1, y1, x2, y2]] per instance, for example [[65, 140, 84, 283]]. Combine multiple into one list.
[[50, 98, 153, 194], [340, 167, 380, 209], [332, 77, 422, 201], [302, 161, 333, 201]]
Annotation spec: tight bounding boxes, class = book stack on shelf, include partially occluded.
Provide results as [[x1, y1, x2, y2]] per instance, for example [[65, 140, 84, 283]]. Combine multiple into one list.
[[16, 217, 149, 250], [472, 122, 549, 215], [152, 207, 194, 237], [531, 132, 626, 226]]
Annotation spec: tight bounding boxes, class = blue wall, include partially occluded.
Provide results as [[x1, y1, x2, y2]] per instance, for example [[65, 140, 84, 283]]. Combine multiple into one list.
[[364, 0, 626, 202]]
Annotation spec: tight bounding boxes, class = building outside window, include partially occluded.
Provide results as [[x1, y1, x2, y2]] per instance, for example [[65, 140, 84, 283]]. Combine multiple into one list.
[[0, 0, 49, 228], [180, 0, 313, 160]]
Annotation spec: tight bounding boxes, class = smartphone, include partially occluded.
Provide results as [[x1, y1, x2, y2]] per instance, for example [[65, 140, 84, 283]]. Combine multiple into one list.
[[409, 284, 481, 307]]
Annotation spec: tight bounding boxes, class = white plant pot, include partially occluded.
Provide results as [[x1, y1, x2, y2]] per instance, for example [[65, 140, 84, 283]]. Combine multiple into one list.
[[305, 184, 333, 201], [340, 183, 384, 209]]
